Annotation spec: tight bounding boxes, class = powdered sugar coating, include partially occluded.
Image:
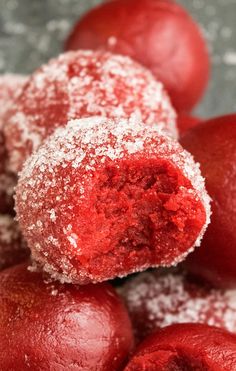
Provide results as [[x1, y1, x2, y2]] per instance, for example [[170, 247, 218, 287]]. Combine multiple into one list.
[[4, 50, 177, 173], [121, 271, 236, 342], [16, 116, 210, 284], [0, 214, 29, 270], [0, 74, 27, 131], [0, 74, 27, 213]]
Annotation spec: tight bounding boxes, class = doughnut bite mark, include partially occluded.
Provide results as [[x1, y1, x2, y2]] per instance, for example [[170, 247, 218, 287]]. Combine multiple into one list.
[[0, 215, 29, 271], [65, 0, 210, 112], [181, 115, 236, 288], [16, 117, 210, 284], [4, 50, 176, 173], [0, 262, 134, 370], [125, 323, 236, 370], [121, 271, 236, 343]]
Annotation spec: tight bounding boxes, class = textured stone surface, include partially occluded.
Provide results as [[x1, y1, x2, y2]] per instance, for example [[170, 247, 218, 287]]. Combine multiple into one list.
[[0, 0, 235, 117]]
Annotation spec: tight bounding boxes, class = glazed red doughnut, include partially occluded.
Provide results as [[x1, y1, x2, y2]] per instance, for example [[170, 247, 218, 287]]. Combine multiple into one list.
[[0, 215, 29, 271], [0, 262, 134, 370], [0, 74, 27, 213], [121, 271, 236, 343], [124, 323, 236, 370], [181, 114, 236, 288], [65, 0, 210, 112], [4, 50, 176, 173], [177, 114, 201, 136], [16, 116, 210, 284]]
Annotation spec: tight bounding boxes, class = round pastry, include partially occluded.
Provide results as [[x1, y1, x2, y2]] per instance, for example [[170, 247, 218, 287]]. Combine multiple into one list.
[[124, 323, 236, 370], [181, 114, 236, 288], [16, 116, 210, 284], [65, 0, 209, 112], [4, 50, 176, 173], [0, 262, 134, 370], [121, 271, 236, 343], [0, 214, 29, 271]]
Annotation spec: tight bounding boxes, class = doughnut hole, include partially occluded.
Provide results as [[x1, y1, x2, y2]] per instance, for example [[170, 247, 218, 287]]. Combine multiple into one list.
[[77, 158, 206, 280]]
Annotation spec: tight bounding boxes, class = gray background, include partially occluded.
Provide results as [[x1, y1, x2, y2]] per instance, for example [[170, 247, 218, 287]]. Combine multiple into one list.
[[0, 0, 235, 118]]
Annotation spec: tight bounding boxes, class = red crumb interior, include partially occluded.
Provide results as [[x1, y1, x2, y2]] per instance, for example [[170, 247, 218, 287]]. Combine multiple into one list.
[[75, 158, 206, 280]]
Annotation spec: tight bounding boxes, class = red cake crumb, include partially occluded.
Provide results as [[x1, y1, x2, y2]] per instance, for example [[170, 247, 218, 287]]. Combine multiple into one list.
[[0, 215, 29, 271], [0, 262, 134, 370], [181, 115, 236, 288], [65, 0, 209, 112], [4, 50, 177, 173], [125, 323, 236, 370], [0, 74, 27, 213], [177, 114, 201, 136], [16, 117, 210, 284], [121, 271, 236, 343]]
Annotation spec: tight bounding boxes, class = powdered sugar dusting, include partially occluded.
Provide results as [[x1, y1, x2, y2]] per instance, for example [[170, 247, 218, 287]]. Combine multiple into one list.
[[121, 271, 236, 340], [4, 50, 177, 173], [0, 74, 27, 213], [0, 74, 27, 130], [16, 116, 210, 284]]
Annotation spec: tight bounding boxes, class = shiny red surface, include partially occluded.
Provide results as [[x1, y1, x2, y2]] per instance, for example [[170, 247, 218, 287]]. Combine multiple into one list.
[[181, 114, 236, 288], [125, 323, 236, 370], [65, 0, 209, 112], [0, 263, 134, 370], [177, 114, 201, 136]]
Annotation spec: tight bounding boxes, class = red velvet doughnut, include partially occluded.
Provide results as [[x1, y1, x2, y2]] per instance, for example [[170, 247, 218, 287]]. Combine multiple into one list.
[[4, 50, 176, 173], [0, 262, 134, 370], [121, 271, 236, 343], [181, 114, 236, 288], [0, 215, 29, 271], [125, 323, 236, 370], [65, 0, 210, 112], [16, 117, 210, 284]]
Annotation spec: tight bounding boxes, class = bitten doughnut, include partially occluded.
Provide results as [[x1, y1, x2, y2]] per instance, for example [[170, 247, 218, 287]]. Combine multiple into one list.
[[121, 271, 236, 343], [16, 117, 210, 284], [65, 0, 209, 112], [0, 262, 134, 370], [4, 50, 176, 173]]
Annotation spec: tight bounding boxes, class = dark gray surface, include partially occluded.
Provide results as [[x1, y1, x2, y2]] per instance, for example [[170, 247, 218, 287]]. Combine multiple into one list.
[[0, 0, 235, 117]]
